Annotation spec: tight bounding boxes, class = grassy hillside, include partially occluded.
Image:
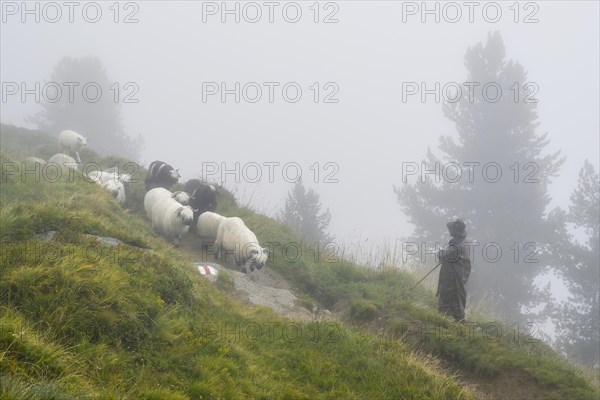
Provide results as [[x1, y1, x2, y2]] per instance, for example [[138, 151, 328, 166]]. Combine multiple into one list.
[[1, 124, 598, 399], [0, 124, 471, 399], [227, 209, 599, 400]]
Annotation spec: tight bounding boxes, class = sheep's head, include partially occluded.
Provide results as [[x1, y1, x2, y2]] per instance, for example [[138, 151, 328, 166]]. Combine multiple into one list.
[[202, 186, 218, 212], [119, 174, 132, 186], [103, 181, 125, 202], [77, 136, 88, 147], [177, 206, 194, 226], [170, 168, 180, 180], [173, 191, 191, 206], [246, 246, 268, 271]]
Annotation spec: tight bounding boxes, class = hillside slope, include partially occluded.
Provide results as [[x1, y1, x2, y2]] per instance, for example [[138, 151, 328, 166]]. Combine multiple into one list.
[[1, 124, 598, 399], [0, 124, 471, 399]]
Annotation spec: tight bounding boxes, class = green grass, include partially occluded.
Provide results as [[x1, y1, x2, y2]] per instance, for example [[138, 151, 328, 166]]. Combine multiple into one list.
[[234, 214, 600, 399], [1, 124, 472, 399], [209, 138, 600, 400], [1, 123, 598, 400]]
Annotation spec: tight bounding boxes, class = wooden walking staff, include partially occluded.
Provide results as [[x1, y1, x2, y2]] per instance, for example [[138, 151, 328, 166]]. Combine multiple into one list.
[[409, 261, 442, 291]]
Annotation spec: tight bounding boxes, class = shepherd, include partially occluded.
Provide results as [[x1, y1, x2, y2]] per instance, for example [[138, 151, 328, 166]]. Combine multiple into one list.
[[437, 219, 472, 323]]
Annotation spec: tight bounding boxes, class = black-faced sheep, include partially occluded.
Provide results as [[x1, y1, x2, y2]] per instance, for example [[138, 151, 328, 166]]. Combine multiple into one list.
[[102, 181, 126, 205], [58, 130, 88, 163], [144, 187, 172, 219], [151, 196, 194, 247], [197, 211, 226, 242], [173, 191, 191, 206], [145, 161, 180, 190], [214, 217, 268, 273], [144, 188, 193, 219], [183, 179, 218, 227]]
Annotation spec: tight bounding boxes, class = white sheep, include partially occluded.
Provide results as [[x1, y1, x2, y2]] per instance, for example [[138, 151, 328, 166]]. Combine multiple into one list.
[[85, 170, 126, 204], [214, 217, 268, 273], [173, 191, 191, 206], [104, 166, 132, 186], [101, 180, 126, 205], [87, 170, 115, 184], [144, 188, 192, 219], [151, 197, 194, 246], [144, 187, 173, 219], [58, 130, 88, 163], [87, 169, 131, 187], [48, 153, 79, 173], [197, 211, 226, 241], [118, 173, 132, 186], [25, 157, 47, 165]]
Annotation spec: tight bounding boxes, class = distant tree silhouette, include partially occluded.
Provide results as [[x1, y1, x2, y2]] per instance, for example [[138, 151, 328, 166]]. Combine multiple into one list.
[[279, 180, 333, 244], [28, 56, 143, 159], [394, 32, 564, 324], [553, 160, 599, 367]]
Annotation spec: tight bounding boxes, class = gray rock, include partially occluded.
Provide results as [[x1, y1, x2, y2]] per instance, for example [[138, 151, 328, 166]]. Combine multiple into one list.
[[83, 234, 122, 247], [35, 231, 57, 241]]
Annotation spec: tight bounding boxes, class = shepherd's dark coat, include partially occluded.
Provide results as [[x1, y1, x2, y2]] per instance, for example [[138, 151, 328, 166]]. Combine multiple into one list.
[[437, 238, 472, 322]]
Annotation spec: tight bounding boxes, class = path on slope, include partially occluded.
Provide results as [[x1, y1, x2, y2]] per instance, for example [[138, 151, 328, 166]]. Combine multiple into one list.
[[177, 234, 557, 400], [179, 235, 335, 322]]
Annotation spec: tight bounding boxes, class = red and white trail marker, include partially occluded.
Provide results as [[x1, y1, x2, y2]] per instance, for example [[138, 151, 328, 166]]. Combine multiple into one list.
[[196, 264, 218, 277]]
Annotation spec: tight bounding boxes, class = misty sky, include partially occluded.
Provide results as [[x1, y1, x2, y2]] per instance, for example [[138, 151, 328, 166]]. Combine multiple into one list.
[[2, 0, 599, 260]]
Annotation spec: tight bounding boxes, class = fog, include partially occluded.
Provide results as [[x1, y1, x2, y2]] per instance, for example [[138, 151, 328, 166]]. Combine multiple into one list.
[[2, 1, 599, 341], [2, 1, 597, 243]]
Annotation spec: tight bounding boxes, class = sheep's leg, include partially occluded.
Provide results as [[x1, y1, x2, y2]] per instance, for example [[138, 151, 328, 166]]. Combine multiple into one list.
[[213, 243, 221, 262], [202, 241, 215, 261], [239, 259, 250, 274], [75, 151, 81, 163]]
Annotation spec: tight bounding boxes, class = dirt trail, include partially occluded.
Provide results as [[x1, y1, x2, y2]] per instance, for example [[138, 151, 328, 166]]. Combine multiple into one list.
[[451, 368, 555, 400], [180, 235, 334, 322], [178, 234, 556, 400]]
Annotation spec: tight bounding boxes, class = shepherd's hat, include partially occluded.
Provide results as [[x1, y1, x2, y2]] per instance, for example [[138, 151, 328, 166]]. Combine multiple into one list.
[[446, 219, 467, 237]]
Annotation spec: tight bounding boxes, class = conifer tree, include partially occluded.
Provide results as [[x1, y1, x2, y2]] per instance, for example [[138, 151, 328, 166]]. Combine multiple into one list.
[[395, 32, 564, 322], [554, 160, 599, 367], [29, 56, 143, 159], [279, 180, 333, 244]]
